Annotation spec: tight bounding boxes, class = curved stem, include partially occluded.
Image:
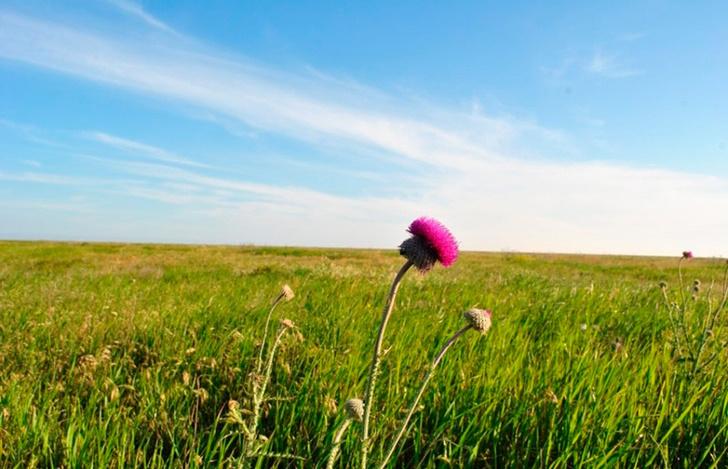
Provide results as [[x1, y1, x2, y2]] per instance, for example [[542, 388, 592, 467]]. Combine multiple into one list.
[[378, 325, 472, 469], [327, 419, 352, 469], [360, 260, 413, 469], [256, 293, 284, 374]]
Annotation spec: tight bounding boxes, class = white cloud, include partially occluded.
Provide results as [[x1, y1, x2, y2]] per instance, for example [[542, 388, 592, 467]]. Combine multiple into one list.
[[0, 10, 726, 256], [586, 50, 643, 78]]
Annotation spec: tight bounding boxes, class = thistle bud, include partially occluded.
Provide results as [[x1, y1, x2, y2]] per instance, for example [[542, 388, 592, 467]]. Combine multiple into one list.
[[344, 398, 364, 421], [281, 284, 295, 301], [463, 309, 492, 334]]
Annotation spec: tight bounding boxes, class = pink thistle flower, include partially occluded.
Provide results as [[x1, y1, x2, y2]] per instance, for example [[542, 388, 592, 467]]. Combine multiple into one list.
[[399, 216, 459, 271], [682, 251, 693, 259]]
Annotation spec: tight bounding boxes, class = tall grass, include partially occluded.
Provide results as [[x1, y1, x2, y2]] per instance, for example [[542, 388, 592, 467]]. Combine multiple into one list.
[[0, 241, 726, 467]]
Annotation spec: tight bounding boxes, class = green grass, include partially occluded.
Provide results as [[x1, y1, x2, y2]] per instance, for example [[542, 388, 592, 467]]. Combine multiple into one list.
[[0, 241, 726, 468]]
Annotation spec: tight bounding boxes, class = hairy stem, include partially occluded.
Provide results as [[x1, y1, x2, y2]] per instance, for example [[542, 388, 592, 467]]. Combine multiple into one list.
[[360, 260, 413, 469], [378, 325, 472, 469], [677, 258, 696, 361], [256, 293, 285, 374], [327, 419, 352, 469], [249, 326, 288, 446], [661, 288, 684, 357], [692, 263, 728, 375]]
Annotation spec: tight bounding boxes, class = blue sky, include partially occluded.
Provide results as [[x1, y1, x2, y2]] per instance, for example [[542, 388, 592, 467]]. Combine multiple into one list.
[[1, 0, 727, 255]]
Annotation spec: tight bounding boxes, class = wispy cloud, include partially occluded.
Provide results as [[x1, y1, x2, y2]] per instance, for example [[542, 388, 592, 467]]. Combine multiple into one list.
[[586, 50, 643, 78], [85, 132, 211, 168], [0, 9, 726, 255], [0, 11, 507, 171], [104, 0, 174, 33]]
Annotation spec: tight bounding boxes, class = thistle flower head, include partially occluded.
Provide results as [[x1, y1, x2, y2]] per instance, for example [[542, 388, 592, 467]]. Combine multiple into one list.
[[463, 308, 492, 334], [344, 398, 364, 421], [659, 281, 668, 289], [399, 217, 458, 271], [281, 284, 295, 301], [682, 251, 693, 259]]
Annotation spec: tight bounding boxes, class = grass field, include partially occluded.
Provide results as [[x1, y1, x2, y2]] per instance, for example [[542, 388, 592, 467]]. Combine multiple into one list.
[[0, 241, 726, 467]]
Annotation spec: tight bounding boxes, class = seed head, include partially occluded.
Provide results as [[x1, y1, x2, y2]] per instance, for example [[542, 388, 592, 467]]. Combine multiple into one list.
[[280, 318, 295, 329], [659, 281, 668, 289], [399, 217, 458, 271], [463, 309, 492, 334], [281, 284, 295, 301], [344, 398, 364, 421]]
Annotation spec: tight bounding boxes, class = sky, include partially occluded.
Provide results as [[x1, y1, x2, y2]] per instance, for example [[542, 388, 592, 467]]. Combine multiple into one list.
[[1, 0, 727, 256]]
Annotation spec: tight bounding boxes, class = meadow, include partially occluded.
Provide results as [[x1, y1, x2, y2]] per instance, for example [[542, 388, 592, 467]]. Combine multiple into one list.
[[0, 241, 726, 467]]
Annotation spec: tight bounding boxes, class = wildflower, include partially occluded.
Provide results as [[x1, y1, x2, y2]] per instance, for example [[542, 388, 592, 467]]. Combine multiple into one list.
[[463, 309, 492, 334], [399, 217, 459, 271], [361, 216, 459, 468], [659, 281, 668, 289], [344, 398, 365, 422], [682, 251, 693, 259]]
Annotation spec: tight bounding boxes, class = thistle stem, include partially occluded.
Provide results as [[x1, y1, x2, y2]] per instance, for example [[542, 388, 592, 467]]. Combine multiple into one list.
[[249, 326, 288, 444], [360, 260, 413, 469], [256, 293, 285, 374], [327, 419, 352, 469], [691, 262, 728, 375], [378, 325, 472, 469]]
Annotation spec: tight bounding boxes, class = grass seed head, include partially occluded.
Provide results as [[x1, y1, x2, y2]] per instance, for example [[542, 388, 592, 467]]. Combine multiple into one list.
[[463, 309, 492, 334]]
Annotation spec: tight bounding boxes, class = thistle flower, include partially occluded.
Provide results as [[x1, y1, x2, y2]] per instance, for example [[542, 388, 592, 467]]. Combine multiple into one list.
[[463, 308, 492, 334], [361, 216, 459, 468], [399, 217, 459, 272], [659, 281, 668, 289], [344, 398, 364, 422], [682, 251, 693, 259]]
